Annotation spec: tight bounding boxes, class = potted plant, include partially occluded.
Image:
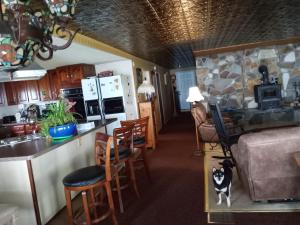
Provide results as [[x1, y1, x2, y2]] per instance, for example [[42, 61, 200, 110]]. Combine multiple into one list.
[[40, 99, 77, 140]]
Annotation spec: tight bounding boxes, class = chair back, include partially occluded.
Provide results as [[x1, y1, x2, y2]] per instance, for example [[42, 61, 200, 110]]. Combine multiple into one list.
[[120, 116, 149, 144], [95, 132, 113, 181], [209, 103, 230, 145], [113, 124, 134, 162]]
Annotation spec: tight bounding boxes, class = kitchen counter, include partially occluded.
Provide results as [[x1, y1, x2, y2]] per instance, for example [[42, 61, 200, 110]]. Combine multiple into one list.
[[0, 119, 115, 161], [0, 118, 115, 225]]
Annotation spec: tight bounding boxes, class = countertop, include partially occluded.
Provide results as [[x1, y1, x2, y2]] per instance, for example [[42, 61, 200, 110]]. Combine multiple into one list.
[[0, 119, 116, 162]]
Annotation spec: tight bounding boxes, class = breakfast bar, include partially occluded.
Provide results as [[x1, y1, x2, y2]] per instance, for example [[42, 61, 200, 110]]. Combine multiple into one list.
[[0, 119, 115, 225]]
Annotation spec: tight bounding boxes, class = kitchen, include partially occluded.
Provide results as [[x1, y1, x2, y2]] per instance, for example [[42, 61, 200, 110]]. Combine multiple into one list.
[[0, 33, 170, 225], [0, 1, 173, 224], [0, 35, 170, 138]]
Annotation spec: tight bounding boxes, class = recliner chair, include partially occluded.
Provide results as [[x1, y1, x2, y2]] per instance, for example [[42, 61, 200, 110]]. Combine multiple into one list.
[[191, 103, 219, 152]]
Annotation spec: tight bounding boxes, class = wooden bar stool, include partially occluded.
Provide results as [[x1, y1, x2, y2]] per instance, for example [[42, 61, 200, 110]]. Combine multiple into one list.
[[111, 124, 140, 213], [121, 116, 151, 182], [63, 134, 118, 225]]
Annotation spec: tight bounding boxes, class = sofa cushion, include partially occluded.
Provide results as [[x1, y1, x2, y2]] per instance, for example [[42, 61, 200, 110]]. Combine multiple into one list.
[[234, 126, 300, 201]]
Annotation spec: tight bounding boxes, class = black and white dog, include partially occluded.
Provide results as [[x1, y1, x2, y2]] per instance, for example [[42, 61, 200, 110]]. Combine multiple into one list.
[[212, 159, 233, 207]]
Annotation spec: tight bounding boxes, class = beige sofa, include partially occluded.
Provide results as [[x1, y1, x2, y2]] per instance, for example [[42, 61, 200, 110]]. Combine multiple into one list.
[[231, 126, 300, 201]]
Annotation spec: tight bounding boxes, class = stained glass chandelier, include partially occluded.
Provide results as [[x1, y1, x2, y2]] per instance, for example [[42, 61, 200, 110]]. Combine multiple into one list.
[[0, 0, 79, 69]]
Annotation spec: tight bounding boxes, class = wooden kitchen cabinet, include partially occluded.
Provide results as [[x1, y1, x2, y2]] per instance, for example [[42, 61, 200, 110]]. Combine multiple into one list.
[[48, 69, 61, 100], [57, 64, 95, 89], [26, 80, 40, 102], [139, 101, 157, 149], [11, 125, 25, 136], [0, 83, 5, 105], [15, 82, 28, 103], [56, 66, 70, 87], [4, 81, 40, 105], [38, 73, 52, 101], [4, 82, 17, 105]]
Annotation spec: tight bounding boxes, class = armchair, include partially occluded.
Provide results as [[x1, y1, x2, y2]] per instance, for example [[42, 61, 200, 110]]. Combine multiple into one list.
[[191, 103, 219, 154]]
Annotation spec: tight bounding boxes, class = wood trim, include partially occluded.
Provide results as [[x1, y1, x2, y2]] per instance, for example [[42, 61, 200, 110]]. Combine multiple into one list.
[[27, 160, 42, 225], [193, 36, 300, 57]]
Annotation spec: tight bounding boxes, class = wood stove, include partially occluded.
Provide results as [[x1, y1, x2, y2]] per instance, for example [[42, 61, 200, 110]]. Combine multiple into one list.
[[254, 65, 282, 110]]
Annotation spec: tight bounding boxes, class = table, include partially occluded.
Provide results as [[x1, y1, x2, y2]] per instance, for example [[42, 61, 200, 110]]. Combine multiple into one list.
[[225, 107, 300, 133]]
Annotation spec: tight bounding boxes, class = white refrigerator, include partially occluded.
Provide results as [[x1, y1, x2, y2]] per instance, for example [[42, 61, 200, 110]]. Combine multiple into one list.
[[82, 75, 127, 135], [100, 75, 127, 135]]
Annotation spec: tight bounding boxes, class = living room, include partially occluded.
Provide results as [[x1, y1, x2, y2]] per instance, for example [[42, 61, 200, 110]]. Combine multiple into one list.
[[1, 1, 300, 225]]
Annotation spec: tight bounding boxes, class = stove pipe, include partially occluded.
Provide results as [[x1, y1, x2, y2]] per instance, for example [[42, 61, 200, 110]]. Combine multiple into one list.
[[258, 65, 270, 85]]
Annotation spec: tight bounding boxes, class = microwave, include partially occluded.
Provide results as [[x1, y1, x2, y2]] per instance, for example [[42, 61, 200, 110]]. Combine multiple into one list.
[[102, 97, 125, 114]]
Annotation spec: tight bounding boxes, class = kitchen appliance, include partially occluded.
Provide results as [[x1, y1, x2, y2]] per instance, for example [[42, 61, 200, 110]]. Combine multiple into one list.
[[2, 115, 16, 124], [103, 97, 125, 114], [254, 65, 282, 110], [99, 75, 124, 99], [82, 75, 127, 135], [81, 78, 104, 121], [100, 75, 127, 135], [61, 88, 86, 120]]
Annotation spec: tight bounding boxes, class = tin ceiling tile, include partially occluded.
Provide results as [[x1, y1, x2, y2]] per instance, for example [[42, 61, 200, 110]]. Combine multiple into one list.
[[32, 0, 300, 68]]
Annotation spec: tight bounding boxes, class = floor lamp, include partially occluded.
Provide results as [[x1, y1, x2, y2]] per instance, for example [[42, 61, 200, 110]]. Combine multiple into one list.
[[186, 86, 204, 156]]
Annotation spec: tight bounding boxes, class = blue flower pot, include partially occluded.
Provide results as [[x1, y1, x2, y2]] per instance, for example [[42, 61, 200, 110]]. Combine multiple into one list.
[[49, 123, 77, 140]]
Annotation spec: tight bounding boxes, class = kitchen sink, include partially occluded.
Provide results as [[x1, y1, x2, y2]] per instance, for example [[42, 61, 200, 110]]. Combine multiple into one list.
[[0, 134, 43, 147]]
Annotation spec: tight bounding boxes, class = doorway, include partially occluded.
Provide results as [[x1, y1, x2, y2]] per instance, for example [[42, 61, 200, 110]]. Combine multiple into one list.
[[175, 70, 196, 111]]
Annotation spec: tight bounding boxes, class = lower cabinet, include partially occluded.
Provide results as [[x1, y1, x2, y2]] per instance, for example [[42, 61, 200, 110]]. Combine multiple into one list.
[[11, 125, 25, 136]]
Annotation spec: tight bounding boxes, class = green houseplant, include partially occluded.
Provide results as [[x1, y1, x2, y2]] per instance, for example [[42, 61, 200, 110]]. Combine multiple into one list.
[[41, 99, 77, 140]]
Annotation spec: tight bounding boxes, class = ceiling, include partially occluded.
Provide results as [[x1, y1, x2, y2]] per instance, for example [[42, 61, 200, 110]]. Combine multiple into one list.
[[35, 37, 126, 70], [37, 0, 300, 69]]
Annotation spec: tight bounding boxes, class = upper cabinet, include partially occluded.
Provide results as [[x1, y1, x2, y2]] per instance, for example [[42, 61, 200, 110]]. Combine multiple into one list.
[[48, 69, 61, 100], [4, 81, 40, 105], [14, 81, 29, 104], [0, 83, 5, 105], [1, 64, 95, 105], [57, 64, 95, 89], [26, 80, 40, 102], [38, 72, 53, 101], [4, 82, 17, 105]]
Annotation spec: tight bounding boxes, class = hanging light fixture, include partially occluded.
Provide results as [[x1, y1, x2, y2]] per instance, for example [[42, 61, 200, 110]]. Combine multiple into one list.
[[0, 0, 79, 69], [137, 71, 156, 101]]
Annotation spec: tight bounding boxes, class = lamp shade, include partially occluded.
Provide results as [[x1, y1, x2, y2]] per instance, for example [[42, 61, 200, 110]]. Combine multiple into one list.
[[186, 86, 204, 102], [137, 78, 155, 101], [137, 80, 155, 94]]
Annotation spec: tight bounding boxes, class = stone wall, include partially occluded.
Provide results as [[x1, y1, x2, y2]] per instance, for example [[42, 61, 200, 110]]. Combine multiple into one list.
[[195, 43, 300, 109]]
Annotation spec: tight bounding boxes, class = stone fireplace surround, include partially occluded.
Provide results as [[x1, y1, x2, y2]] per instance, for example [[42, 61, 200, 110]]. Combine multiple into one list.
[[195, 43, 300, 109]]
